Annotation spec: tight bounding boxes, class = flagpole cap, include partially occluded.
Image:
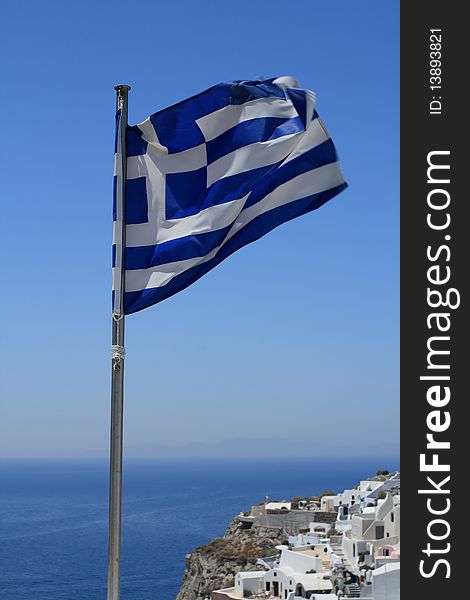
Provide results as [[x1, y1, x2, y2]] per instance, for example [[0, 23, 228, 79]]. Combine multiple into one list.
[[114, 84, 131, 92]]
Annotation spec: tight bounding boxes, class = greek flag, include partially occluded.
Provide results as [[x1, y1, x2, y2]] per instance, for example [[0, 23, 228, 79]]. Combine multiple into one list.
[[113, 77, 347, 314]]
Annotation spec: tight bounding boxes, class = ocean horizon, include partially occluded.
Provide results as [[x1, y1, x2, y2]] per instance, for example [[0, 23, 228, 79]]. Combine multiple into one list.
[[0, 457, 399, 600]]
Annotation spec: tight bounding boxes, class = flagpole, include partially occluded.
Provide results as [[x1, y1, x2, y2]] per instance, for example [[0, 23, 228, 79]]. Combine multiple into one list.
[[108, 83, 130, 600]]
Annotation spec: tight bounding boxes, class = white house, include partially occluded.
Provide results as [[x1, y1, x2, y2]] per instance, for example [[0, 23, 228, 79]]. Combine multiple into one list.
[[365, 474, 400, 500], [293, 545, 332, 570], [372, 562, 400, 600], [233, 572, 265, 597], [320, 488, 361, 513], [375, 542, 400, 568], [357, 480, 384, 495], [265, 501, 292, 513], [215, 547, 332, 600], [288, 522, 331, 547], [297, 499, 319, 511], [320, 495, 337, 512], [264, 568, 332, 600]]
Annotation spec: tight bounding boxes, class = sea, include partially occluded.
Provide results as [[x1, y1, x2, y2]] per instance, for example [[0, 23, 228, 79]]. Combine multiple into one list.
[[0, 457, 399, 600]]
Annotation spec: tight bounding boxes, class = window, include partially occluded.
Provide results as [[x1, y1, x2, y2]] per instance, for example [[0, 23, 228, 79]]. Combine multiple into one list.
[[376, 526, 385, 539], [274, 572, 277, 577], [266, 582, 270, 592], [391, 512, 395, 523]]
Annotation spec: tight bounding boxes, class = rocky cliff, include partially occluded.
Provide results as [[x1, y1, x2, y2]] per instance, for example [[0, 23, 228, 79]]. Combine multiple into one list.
[[176, 517, 285, 600]]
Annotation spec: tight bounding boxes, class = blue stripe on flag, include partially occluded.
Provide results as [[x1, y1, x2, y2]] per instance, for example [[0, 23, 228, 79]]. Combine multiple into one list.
[[127, 126, 148, 157], [114, 110, 120, 154], [112, 110, 121, 222], [286, 89, 308, 128], [123, 226, 233, 270], [165, 167, 207, 220], [126, 177, 148, 224], [206, 116, 305, 165], [244, 138, 339, 209], [204, 163, 281, 207], [122, 182, 347, 314]]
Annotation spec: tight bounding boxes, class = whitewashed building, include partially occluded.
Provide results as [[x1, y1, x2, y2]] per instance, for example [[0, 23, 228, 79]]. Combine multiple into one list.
[[213, 547, 332, 600], [372, 562, 400, 600], [288, 521, 331, 547], [341, 493, 400, 572], [233, 571, 265, 597]]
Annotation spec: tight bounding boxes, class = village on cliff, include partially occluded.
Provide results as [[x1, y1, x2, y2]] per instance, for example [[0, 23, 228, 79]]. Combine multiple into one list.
[[199, 471, 400, 600]]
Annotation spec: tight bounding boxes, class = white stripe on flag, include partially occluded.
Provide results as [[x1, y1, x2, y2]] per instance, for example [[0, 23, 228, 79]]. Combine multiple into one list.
[[280, 117, 330, 165], [206, 130, 304, 187], [305, 90, 315, 125], [196, 97, 298, 141], [127, 143, 207, 179], [138, 118, 164, 148]]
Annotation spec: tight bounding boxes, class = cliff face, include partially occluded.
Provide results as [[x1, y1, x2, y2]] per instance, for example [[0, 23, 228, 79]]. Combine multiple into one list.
[[176, 518, 284, 600]]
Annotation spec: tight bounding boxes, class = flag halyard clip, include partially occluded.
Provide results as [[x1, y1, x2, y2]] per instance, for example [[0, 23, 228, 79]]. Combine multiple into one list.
[[111, 343, 126, 370]]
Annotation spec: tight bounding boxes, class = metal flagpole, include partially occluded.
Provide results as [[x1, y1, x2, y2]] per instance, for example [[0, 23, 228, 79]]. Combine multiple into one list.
[[108, 84, 130, 600]]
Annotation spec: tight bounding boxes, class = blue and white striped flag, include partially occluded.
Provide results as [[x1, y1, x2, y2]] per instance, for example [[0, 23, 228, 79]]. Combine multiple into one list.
[[113, 77, 347, 314]]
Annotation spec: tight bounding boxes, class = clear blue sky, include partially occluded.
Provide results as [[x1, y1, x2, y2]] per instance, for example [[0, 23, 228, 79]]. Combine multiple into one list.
[[0, 0, 399, 459]]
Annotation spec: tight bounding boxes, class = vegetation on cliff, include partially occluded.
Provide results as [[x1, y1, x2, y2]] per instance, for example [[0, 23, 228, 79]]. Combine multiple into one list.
[[176, 517, 283, 600]]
